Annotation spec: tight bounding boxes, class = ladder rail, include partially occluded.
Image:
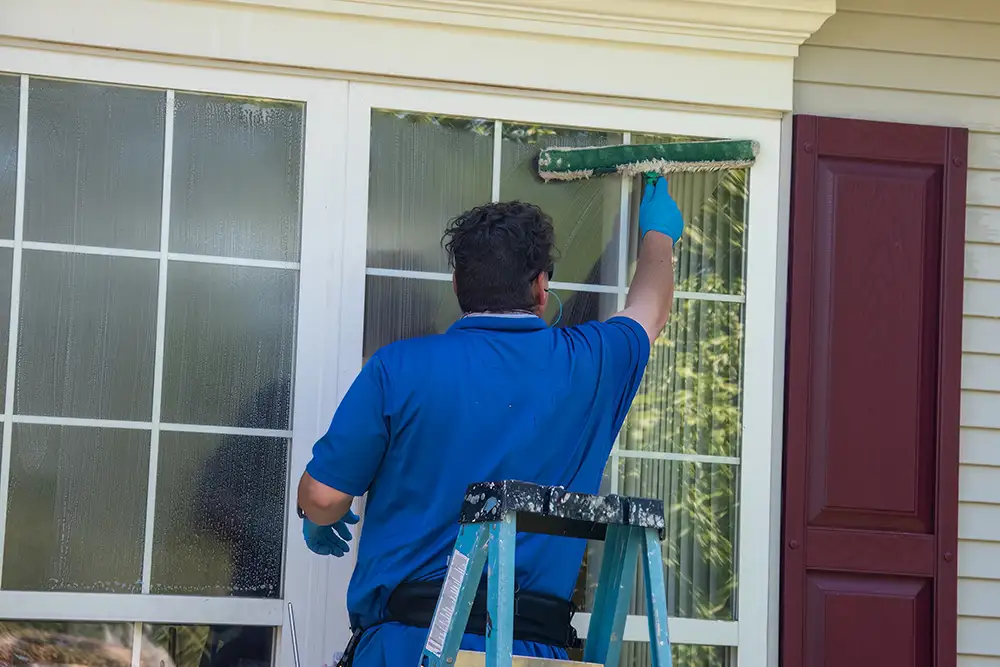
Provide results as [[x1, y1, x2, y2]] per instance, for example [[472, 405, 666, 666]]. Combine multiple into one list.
[[487, 513, 517, 667], [419, 524, 491, 667]]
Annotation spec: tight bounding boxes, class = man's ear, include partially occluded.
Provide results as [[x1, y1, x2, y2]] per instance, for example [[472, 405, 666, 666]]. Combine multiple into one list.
[[533, 273, 550, 314]]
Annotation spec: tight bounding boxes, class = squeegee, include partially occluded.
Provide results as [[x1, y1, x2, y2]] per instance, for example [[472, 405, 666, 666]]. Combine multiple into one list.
[[536, 138, 759, 182]]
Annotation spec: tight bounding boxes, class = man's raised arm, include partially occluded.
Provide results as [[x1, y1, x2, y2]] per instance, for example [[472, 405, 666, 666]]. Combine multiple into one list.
[[615, 176, 684, 342]]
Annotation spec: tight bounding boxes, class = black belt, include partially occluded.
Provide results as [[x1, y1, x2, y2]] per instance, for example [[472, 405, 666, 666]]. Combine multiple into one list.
[[335, 580, 580, 666]]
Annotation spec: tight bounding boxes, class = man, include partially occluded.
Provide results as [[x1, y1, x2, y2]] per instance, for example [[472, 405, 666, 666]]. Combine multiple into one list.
[[297, 176, 684, 665]]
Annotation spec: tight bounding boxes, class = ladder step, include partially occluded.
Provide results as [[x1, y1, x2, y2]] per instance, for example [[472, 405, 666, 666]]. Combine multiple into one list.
[[454, 651, 601, 667], [460, 480, 665, 540]]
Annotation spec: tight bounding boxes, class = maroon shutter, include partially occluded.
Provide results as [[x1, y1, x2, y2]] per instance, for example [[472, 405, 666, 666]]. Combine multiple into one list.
[[782, 115, 967, 667]]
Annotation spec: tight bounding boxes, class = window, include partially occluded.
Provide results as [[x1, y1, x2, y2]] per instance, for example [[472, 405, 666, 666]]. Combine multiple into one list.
[[0, 621, 273, 666], [0, 55, 350, 667], [348, 83, 783, 667]]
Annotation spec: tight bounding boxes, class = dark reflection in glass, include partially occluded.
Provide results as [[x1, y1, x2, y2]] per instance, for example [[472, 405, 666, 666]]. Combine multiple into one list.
[[152, 425, 288, 598], [500, 123, 622, 287], [143, 624, 274, 667]]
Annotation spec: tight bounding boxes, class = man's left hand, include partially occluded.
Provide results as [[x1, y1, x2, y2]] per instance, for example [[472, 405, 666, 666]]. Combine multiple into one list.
[[302, 510, 361, 557]]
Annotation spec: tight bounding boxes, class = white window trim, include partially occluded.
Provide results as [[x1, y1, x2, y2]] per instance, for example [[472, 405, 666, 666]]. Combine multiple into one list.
[[341, 82, 785, 667], [0, 45, 351, 667]]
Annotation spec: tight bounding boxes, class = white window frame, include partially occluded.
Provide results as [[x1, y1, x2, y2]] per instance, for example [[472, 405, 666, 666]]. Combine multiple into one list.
[[340, 82, 785, 667], [0, 45, 351, 667]]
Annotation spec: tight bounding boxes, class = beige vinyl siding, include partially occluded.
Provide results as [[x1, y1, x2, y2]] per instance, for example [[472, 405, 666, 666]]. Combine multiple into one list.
[[794, 2, 1000, 662]]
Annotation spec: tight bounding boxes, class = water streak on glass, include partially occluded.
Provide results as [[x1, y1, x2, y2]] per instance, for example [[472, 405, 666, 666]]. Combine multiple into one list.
[[161, 262, 297, 429], [0, 75, 19, 240], [368, 111, 493, 273], [170, 93, 304, 262], [629, 134, 748, 295], [499, 124, 622, 286], [0, 249, 11, 407], [16, 251, 158, 421], [2, 425, 149, 593], [24, 78, 165, 250], [0, 622, 134, 666], [363, 275, 462, 358], [151, 432, 288, 598]]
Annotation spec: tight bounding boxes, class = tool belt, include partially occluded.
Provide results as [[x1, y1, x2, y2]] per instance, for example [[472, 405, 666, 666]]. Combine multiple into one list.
[[335, 580, 580, 666]]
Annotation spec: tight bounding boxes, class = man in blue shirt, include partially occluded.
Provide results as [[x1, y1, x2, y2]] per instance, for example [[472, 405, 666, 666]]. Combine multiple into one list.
[[297, 176, 684, 665]]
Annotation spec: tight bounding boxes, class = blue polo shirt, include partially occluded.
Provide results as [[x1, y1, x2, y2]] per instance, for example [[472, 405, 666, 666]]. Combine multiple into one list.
[[306, 313, 650, 663]]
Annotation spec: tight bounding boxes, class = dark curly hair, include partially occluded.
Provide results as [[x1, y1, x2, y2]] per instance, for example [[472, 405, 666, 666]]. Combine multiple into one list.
[[442, 201, 556, 314]]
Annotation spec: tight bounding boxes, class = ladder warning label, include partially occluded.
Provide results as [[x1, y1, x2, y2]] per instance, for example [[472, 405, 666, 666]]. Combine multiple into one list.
[[425, 549, 469, 657]]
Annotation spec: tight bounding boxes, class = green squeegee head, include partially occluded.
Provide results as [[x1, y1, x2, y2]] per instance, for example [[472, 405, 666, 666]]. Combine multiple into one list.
[[536, 139, 759, 182]]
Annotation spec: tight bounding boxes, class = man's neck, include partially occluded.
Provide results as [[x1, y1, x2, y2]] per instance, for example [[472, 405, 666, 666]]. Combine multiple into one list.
[[463, 310, 537, 318]]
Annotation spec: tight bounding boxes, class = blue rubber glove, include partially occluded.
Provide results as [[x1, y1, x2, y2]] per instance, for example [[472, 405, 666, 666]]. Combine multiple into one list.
[[302, 510, 361, 557], [639, 175, 685, 243]]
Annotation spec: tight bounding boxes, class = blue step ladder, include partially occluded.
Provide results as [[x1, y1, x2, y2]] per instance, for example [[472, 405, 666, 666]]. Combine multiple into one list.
[[417, 480, 672, 667]]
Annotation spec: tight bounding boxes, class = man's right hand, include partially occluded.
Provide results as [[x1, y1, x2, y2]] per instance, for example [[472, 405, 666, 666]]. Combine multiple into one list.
[[302, 510, 361, 557], [639, 175, 685, 243]]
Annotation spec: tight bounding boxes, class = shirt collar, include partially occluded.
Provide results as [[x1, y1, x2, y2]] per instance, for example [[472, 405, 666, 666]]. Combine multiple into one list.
[[448, 313, 549, 333]]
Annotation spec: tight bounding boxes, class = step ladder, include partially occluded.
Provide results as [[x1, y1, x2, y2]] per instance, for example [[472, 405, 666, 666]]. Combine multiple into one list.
[[417, 480, 672, 667]]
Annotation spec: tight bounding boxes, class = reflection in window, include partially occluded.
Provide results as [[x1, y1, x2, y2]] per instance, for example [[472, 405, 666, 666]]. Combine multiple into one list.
[[0, 622, 274, 667], [618, 642, 731, 667], [500, 123, 622, 287], [0, 622, 133, 666], [367, 111, 493, 273], [151, 432, 289, 598], [629, 134, 748, 295], [143, 624, 274, 667]]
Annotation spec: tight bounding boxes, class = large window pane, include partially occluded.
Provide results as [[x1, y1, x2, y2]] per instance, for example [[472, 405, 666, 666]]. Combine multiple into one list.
[[161, 263, 297, 429], [629, 135, 748, 295], [2, 425, 149, 593], [367, 111, 493, 273], [363, 275, 461, 357], [24, 78, 165, 250], [575, 458, 738, 621], [142, 624, 274, 667], [619, 458, 738, 620], [622, 300, 744, 458], [0, 75, 18, 240], [151, 432, 288, 598], [170, 93, 304, 262], [0, 622, 133, 666], [16, 251, 158, 421], [499, 124, 621, 286]]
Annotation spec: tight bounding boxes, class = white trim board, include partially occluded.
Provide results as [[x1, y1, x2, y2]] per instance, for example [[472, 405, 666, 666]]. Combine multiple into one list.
[[0, 592, 284, 626], [572, 614, 739, 647], [1, 0, 809, 111]]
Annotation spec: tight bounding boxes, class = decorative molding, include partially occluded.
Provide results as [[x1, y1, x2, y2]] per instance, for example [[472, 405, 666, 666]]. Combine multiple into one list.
[[199, 0, 837, 55], [0, 0, 820, 109]]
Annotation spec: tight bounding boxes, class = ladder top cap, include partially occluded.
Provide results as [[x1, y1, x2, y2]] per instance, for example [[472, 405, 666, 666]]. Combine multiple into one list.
[[459, 480, 665, 533]]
